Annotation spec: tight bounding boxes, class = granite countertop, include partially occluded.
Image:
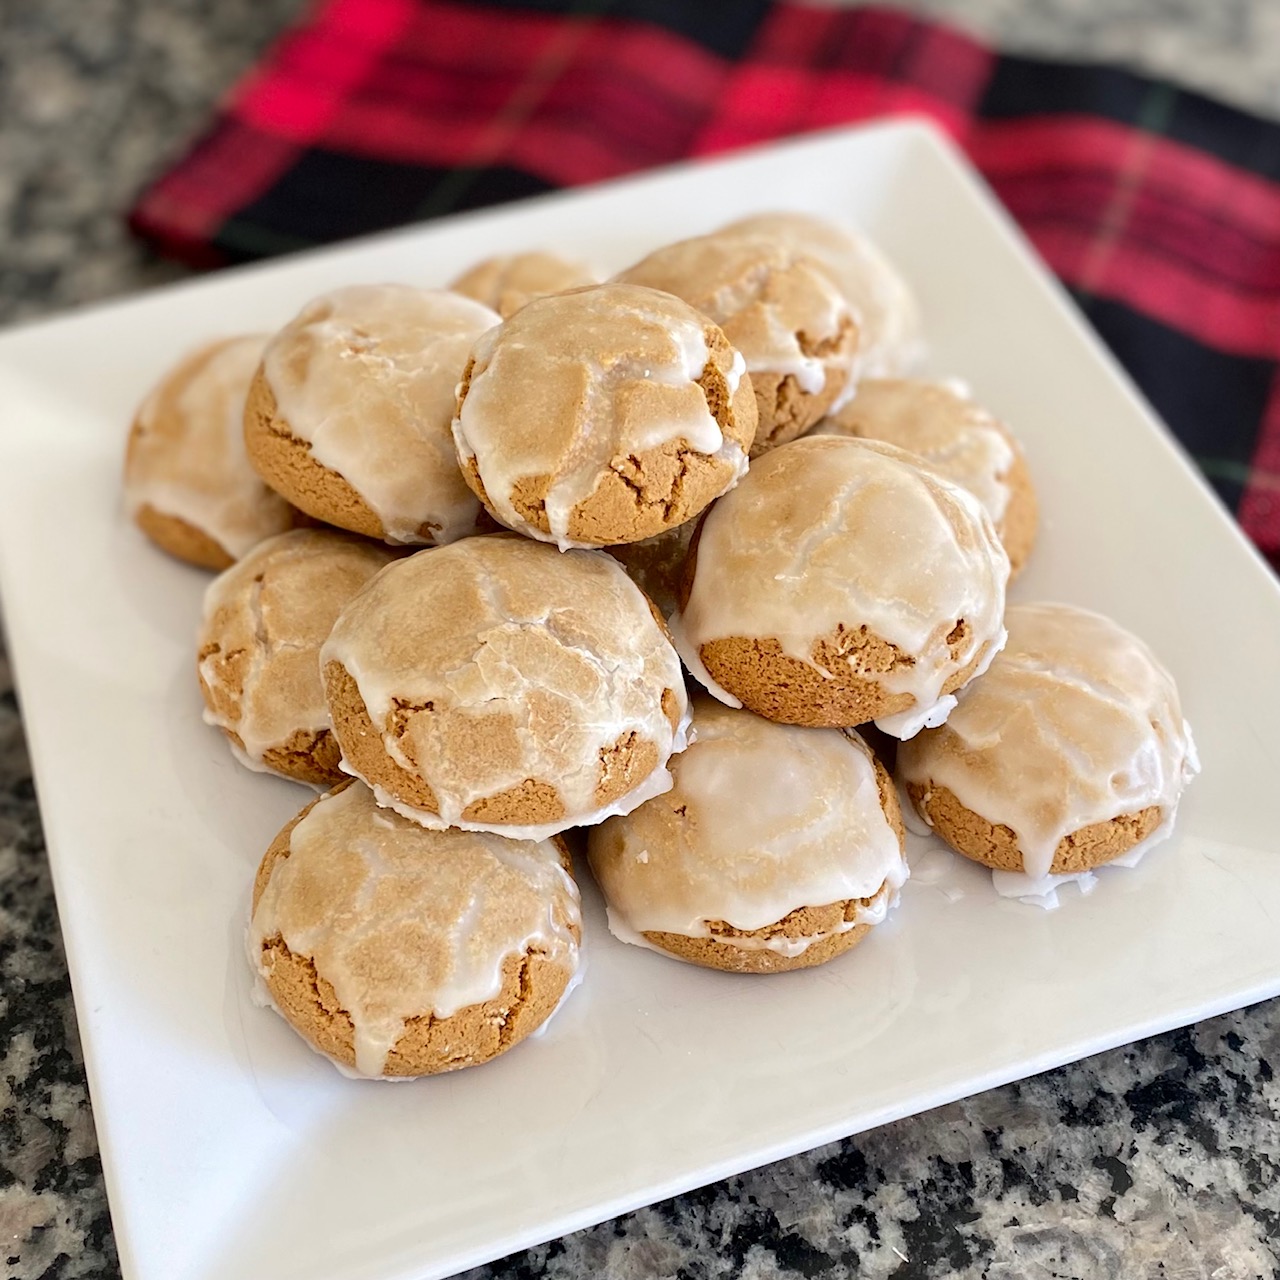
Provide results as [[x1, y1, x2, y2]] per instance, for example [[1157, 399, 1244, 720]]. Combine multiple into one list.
[[2, 2, 1279, 1277]]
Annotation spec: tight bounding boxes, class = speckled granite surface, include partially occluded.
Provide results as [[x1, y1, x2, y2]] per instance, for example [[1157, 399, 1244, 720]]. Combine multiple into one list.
[[2, 3, 1280, 1278]]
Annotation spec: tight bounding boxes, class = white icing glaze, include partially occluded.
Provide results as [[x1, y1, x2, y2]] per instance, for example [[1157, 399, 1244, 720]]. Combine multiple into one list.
[[721, 212, 924, 385], [898, 603, 1200, 884], [673, 436, 1009, 733], [321, 537, 690, 836], [452, 283, 749, 550], [262, 285, 500, 544], [587, 698, 906, 950], [816, 378, 1019, 527], [249, 783, 581, 1078], [125, 334, 294, 558], [615, 233, 853, 398], [197, 529, 394, 772]]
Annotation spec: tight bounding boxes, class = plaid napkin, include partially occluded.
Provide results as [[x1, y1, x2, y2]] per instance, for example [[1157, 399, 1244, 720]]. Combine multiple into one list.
[[129, 0, 1280, 571]]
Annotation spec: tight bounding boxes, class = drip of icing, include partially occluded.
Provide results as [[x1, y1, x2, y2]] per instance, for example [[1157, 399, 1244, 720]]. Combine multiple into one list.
[[816, 379, 1019, 527], [452, 283, 749, 550], [588, 698, 906, 947], [249, 784, 581, 1078], [899, 604, 1200, 886], [125, 335, 294, 558], [615, 233, 854, 398], [720, 212, 924, 383], [321, 537, 690, 836], [674, 436, 1008, 726], [198, 530, 394, 769], [262, 285, 500, 544]]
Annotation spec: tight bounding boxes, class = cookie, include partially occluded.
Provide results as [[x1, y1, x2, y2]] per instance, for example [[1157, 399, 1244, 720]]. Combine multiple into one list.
[[249, 781, 582, 1078], [452, 283, 758, 549], [449, 250, 597, 318], [321, 534, 691, 838], [197, 529, 396, 785], [672, 435, 1009, 738], [615, 233, 858, 455], [124, 335, 296, 569], [815, 378, 1038, 576], [722, 212, 923, 378], [244, 285, 500, 545], [588, 696, 907, 973], [897, 603, 1199, 898]]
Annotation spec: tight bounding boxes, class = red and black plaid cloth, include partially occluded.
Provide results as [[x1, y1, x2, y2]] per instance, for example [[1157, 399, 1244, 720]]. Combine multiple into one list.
[[130, 0, 1280, 571]]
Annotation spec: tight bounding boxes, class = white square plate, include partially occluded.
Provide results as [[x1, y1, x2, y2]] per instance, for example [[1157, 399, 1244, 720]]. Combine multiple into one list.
[[2, 120, 1278, 1280]]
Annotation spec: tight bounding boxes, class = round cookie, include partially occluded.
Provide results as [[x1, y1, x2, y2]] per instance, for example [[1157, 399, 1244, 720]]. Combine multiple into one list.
[[125, 335, 297, 569], [722, 211, 923, 378], [815, 378, 1038, 576], [197, 529, 396, 785], [250, 781, 582, 1078], [588, 697, 907, 973], [672, 435, 1009, 737], [449, 251, 597, 318], [615, 233, 858, 455], [244, 285, 500, 545], [452, 282, 758, 549], [897, 603, 1199, 895], [321, 534, 691, 838]]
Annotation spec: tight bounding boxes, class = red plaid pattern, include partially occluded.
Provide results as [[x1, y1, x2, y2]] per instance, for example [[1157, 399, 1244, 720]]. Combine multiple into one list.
[[129, 0, 1280, 569]]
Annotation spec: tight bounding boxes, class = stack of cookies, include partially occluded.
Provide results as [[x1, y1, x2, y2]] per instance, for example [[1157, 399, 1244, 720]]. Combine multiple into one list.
[[123, 217, 1198, 1080]]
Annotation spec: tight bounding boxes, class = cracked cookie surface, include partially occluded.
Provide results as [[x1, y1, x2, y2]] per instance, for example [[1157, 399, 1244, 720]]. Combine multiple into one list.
[[452, 283, 757, 549], [197, 528, 395, 784], [250, 781, 582, 1077]]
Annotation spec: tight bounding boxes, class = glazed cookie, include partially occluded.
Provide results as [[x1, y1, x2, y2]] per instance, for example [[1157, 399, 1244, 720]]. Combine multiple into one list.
[[816, 379, 1038, 575], [197, 529, 396, 785], [452, 283, 757, 549], [321, 534, 691, 838], [672, 435, 1009, 737], [588, 697, 906, 973], [615, 233, 858, 454], [449, 250, 597, 318], [244, 285, 500, 545], [250, 781, 582, 1078], [723, 212, 923, 378], [124, 335, 296, 569], [898, 603, 1199, 903]]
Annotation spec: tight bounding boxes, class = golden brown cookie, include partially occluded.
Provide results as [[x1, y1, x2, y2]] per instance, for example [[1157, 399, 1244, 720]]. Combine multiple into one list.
[[321, 534, 690, 837], [197, 529, 396, 785], [452, 283, 758, 548], [588, 697, 906, 973], [673, 436, 1009, 737], [897, 603, 1199, 893], [250, 781, 582, 1078], [449, 250, 597, 317], [244, 284, 500, 545], [125, 335, 297, 569], [615, 233, 858, 455], [815, 378, 1038, 576], [721, 211, 923, 377]]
